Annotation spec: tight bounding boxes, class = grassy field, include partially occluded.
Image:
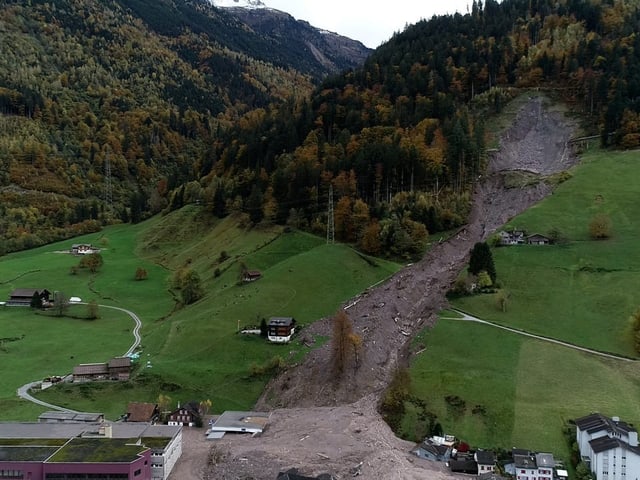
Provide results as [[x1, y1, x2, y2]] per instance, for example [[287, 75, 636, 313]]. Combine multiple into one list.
[[454, 150, 640, 355], [0, 207, 400, 420], [405, 319, 640, 457], [405, 149, 640, 458]]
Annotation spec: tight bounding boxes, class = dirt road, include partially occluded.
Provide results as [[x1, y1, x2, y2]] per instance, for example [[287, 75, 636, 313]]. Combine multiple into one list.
[[172, 95, 578, 479]]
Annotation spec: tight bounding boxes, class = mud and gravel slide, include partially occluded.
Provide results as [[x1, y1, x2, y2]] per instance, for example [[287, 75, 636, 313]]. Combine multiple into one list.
[[255, 95, 577, 410], [175, 95, 578, 479]]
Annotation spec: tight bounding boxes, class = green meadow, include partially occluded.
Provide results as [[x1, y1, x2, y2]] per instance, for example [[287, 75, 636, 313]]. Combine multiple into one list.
[[0, 206, 400, 420], [406, 150, 640, 458]]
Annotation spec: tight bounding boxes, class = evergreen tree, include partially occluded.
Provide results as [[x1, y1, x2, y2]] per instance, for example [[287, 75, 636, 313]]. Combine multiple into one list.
[[246, 184, 264, 224], [468, 241, 496, 282], [30, 291, 43, 309]]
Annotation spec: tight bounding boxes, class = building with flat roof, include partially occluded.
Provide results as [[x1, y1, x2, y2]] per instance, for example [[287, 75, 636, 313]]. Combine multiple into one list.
[[207, 411, 270, 439], [0, 422, 181, 480], [38, 411, 105, 423]]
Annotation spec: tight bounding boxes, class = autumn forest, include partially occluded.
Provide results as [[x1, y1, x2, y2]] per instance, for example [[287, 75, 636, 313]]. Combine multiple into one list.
[[1, 0, 639, 258]]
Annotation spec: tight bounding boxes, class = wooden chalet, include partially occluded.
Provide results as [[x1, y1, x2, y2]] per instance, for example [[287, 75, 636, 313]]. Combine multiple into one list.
[[267, 317, 296, 343], [6, 288, 51, 307], [242, 270, 262, 283], [71, 243, 99, 255], [167, 402, 201, 427], [526, 233, 551, 245]]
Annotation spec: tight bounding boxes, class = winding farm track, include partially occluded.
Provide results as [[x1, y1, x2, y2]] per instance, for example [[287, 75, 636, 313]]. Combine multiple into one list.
[[16, 303, 142, 412]]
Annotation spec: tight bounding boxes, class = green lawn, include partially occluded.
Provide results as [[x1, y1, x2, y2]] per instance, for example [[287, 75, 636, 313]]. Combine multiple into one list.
[[454, 150, 640, 356], [408, 318, 640, 457], [1, 209, 400, 419], [406, 149, 640, 457]]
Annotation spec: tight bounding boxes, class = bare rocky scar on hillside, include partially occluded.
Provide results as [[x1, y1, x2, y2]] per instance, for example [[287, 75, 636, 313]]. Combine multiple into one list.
[[255, 95, 578, 411], [192, 96, 578, 480]]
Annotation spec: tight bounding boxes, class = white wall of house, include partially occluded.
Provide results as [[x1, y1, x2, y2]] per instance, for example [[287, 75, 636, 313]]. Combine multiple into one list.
[[578, 421, 640, 480], [160, 429, 182, 480], [516, 466, 537, 480], [590, 446, 640, 480]]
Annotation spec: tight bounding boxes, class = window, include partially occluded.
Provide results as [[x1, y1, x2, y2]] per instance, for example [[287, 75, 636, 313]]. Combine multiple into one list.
[[134, 469, 142, 476]]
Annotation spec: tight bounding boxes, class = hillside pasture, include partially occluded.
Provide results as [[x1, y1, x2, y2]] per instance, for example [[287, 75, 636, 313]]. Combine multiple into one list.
[[407, 318, 640, 457], [406, 150, 640, 456], [454, 151, 640, 356], [1, 210, 400, 419]]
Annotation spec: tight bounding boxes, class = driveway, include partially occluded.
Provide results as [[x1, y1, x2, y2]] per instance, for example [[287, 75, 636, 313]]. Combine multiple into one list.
[[16, 303, 143, 411]]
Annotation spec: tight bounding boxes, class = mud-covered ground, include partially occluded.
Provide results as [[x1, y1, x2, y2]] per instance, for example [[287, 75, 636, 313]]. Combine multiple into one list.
[[169, 96, 578, 480]]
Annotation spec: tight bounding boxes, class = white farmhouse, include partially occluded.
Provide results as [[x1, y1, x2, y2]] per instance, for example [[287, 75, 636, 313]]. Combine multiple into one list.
[[576, 413, 640, 480]]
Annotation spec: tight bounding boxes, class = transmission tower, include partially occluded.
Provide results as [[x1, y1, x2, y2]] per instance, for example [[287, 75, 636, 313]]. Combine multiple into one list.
[[104, 150, 113, 219], [326, 184, 335, 244]]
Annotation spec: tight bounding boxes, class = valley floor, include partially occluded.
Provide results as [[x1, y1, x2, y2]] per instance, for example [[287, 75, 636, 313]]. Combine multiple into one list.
[[169, 96, 579, 477]]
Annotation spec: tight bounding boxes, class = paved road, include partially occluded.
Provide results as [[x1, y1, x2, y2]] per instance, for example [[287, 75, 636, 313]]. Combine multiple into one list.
[[16, 377, 80, 413], [443, 309, 637, 362], [16, 303, 143, 411]]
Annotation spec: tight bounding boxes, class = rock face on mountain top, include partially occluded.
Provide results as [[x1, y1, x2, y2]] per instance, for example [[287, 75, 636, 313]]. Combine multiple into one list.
[[214, 4, 372, 76]]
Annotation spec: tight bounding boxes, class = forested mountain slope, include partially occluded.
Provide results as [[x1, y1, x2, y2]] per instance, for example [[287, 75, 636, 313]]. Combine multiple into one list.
[[0, 0, 367, 254], [3, 0, 640, 258], [198, 0, 640, 259]]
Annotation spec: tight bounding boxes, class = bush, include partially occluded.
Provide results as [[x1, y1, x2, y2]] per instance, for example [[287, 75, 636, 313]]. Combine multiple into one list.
[[249, 355, 286, 377], [134, 267, 148, 280], [589, 213, 612, 239]]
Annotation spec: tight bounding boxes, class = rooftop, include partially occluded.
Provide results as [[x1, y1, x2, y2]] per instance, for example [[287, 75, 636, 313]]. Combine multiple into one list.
[[268, 317, 294, 326], [0, 422, 180, 441], [0, 446, 59, 462], [108, 357, 131, 369], [514, 453, 537, 469], [47, 437, 147, 463], [576, 413, 636, 435], [39, 412, 104, 423], [476, 449, 497, 465], [126, 402, 158, 422], [210, 411, 270, 433]]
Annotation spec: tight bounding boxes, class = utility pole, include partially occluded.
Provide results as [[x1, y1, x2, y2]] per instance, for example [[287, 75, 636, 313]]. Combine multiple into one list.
[[326, 184, 335, 244]]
